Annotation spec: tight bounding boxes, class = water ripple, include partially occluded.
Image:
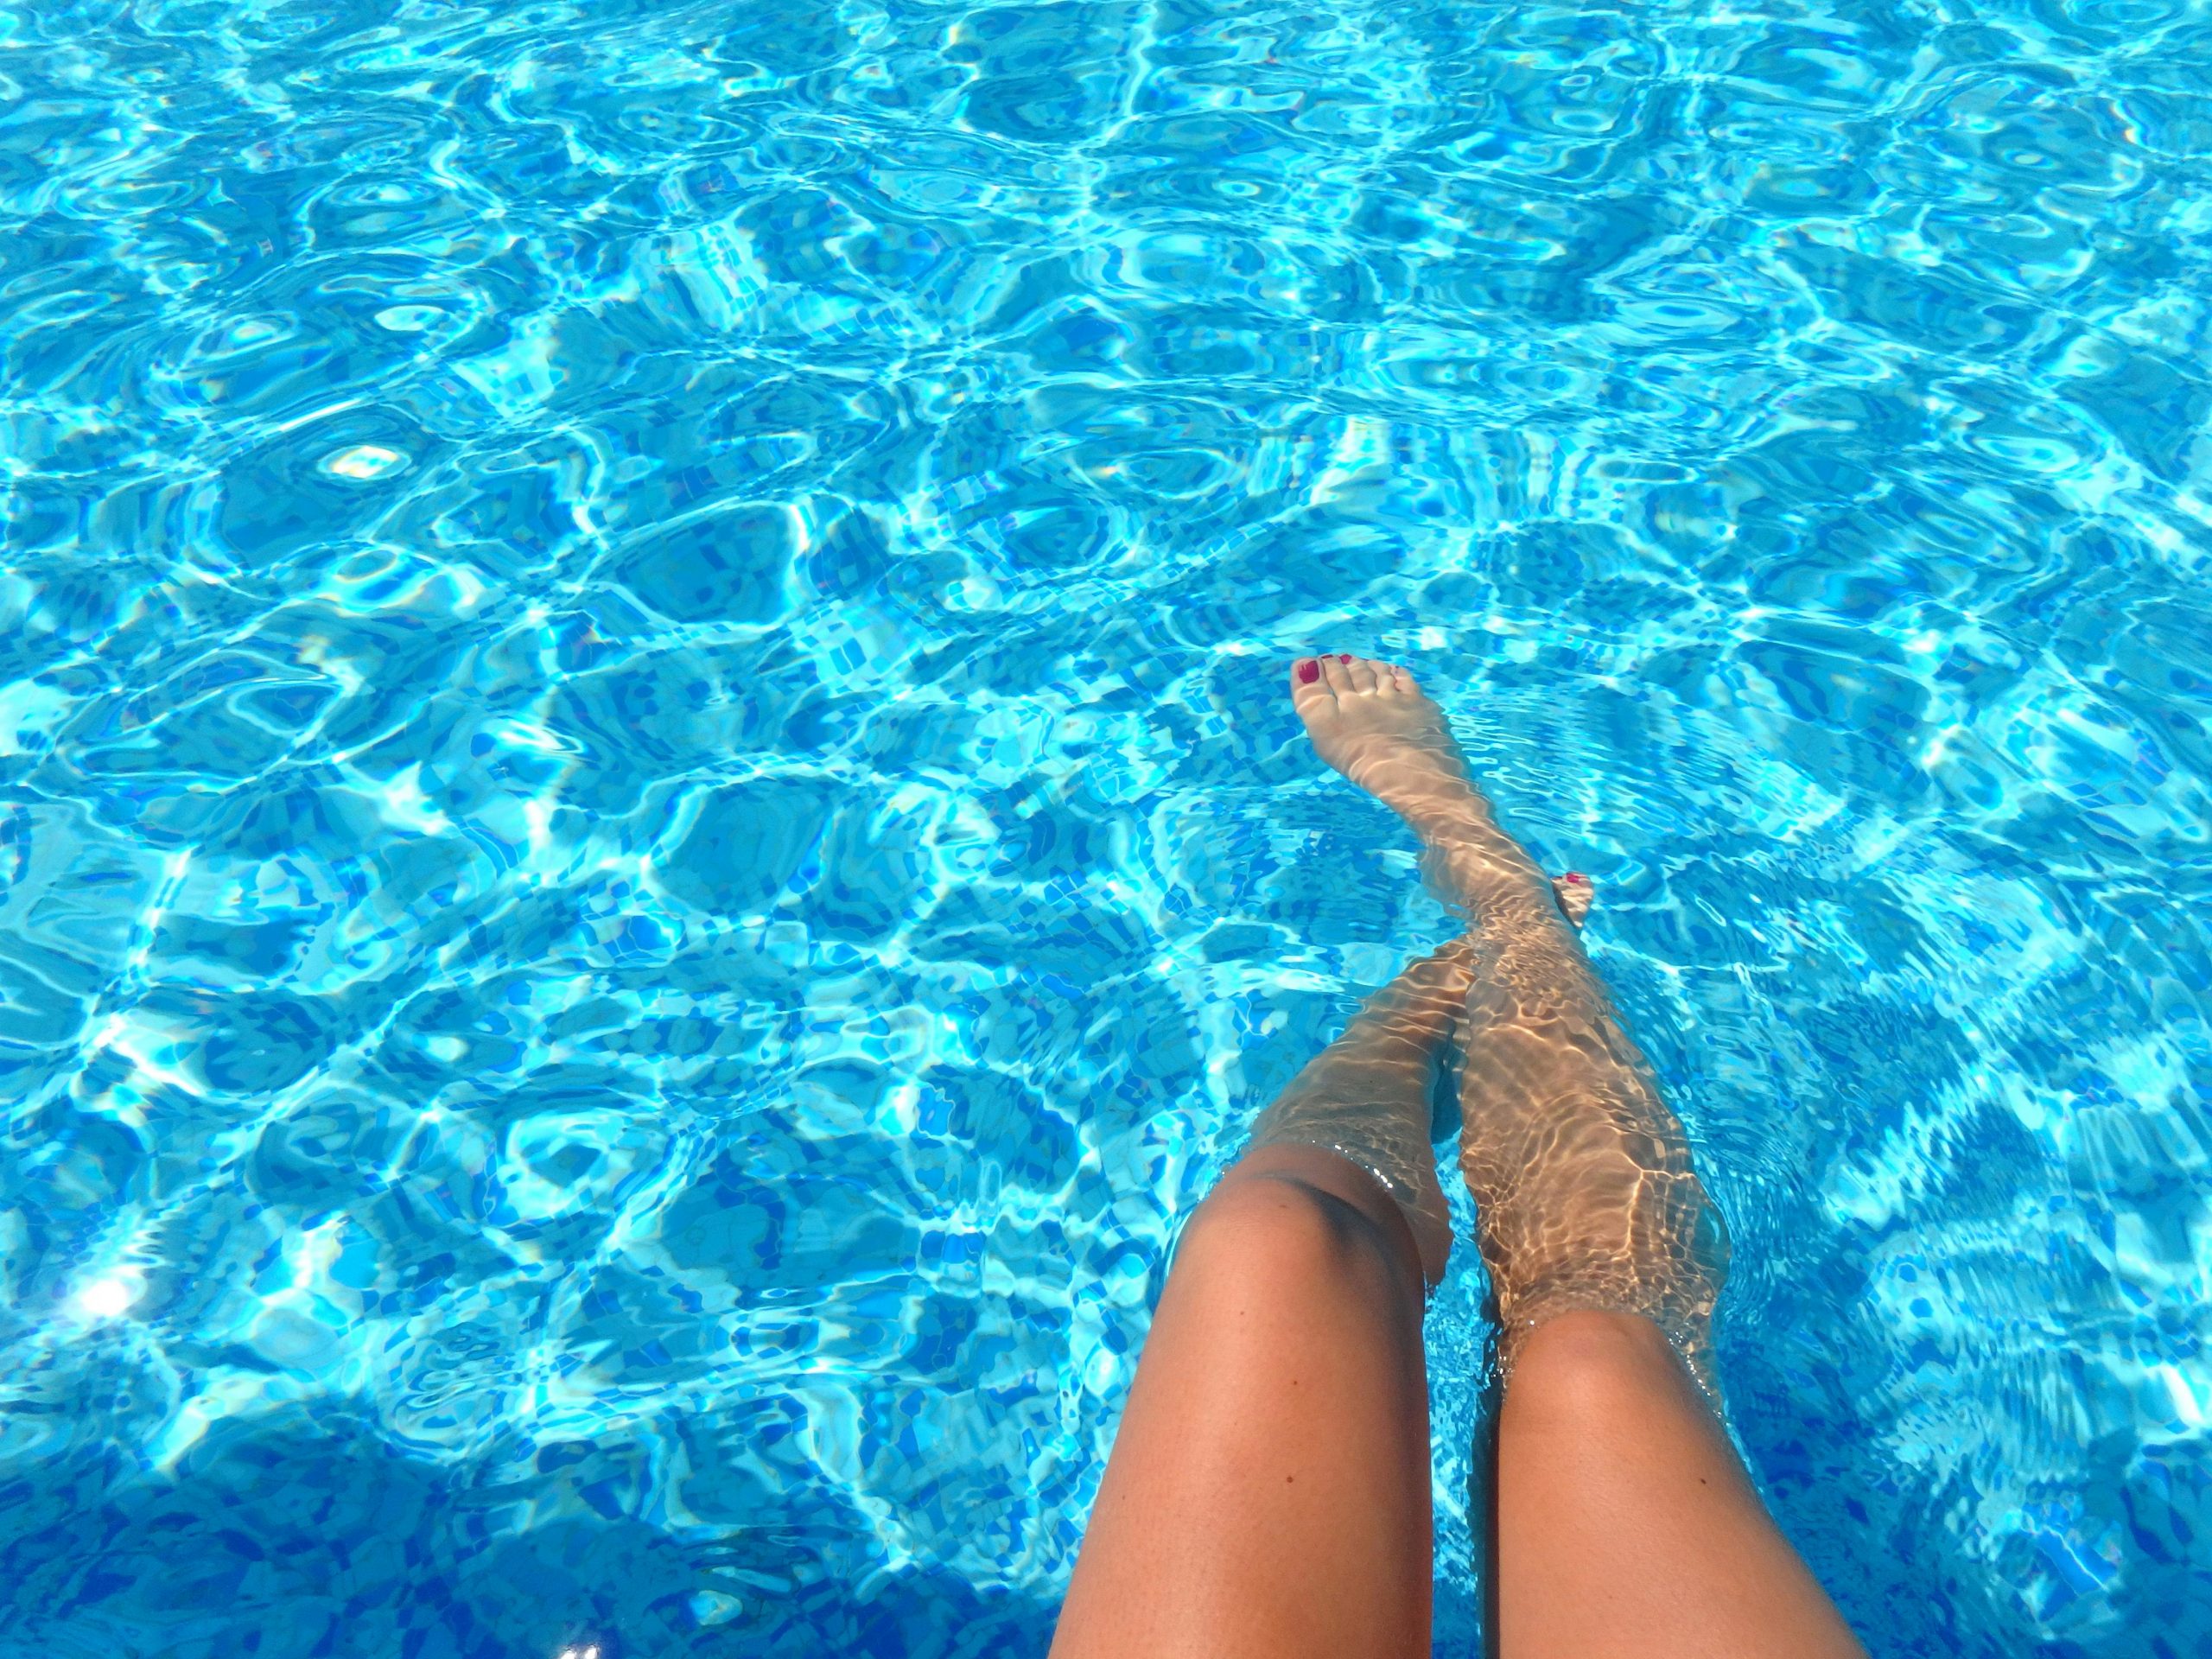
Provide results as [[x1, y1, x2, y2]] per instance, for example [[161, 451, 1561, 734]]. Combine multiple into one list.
[[3, 0, 2209, 1654]]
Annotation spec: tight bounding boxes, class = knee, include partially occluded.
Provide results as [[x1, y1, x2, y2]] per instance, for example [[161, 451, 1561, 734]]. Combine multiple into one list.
[[1179, 1163, 1421, 1302], [1507, 1309, 1691, 1422]]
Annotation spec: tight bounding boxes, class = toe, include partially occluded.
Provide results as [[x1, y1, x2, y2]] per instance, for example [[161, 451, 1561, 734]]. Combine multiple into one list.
[[1386, 663, 1417, 696], [1347, 656, 1382, 692], [1291, 657, 1333, 706], [1553, 873, 1595, 927], [1319, 652, 1357, 695]]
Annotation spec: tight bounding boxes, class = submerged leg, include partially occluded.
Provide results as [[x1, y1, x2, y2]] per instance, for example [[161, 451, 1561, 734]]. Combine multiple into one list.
[[1052, 944, 1468, 1659], [1291, 651, 1720, 1369], [1292, 653, 1863, 1659], [1246, 938, 1472, 1284]]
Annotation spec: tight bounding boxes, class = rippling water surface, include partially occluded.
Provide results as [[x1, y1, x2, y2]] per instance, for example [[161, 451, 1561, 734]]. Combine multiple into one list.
[[4, 0, 2209, 1653]]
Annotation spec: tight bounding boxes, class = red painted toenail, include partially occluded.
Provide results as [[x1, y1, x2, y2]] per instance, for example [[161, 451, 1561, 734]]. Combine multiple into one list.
[[1297, 658, 1319, 683], [1566, 872, 1590, 884], [1337, 652, 1352, 663]]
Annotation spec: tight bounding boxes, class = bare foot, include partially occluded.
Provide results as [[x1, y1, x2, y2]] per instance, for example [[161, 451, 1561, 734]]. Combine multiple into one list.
[[1293, 654, 1581, 930], [1553, 871, 1593, 927], [1289, 654, 1484, 838]]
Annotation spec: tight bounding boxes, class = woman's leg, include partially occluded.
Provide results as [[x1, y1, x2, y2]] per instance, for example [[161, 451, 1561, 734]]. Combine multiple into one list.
[[1497, 1311, 1862, 1658], [1291, 654, 1863, 1659], [1050, 944, 1471, 1659], [1243, 938, 1472, 1285]]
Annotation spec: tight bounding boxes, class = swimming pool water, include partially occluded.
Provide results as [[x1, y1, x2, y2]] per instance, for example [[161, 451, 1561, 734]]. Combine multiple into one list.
[[3, 0, 2209, 1653]]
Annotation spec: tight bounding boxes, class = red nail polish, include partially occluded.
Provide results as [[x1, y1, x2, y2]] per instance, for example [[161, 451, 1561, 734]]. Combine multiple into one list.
[[1297, 658, 1319, 683], [1337, 652, 1352, 663], [1566, 872, 1589, 884]]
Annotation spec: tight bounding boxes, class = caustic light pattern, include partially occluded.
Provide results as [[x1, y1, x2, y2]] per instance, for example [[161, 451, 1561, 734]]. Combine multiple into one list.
[[2, 0, 2209, 1655]]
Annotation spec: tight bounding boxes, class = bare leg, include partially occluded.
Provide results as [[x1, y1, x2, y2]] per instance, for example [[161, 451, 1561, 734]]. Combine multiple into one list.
[[1292, 653, 1863, 1658], [1498, 1312, 1864, 1658], [1052, 944, 1469, 1659], [1292, 652, 1720, 1369], [1245, 938, 1472, 1284]]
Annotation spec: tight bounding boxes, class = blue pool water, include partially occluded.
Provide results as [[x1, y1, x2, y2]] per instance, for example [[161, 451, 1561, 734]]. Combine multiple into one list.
[[3, 0, 2209, 1653]]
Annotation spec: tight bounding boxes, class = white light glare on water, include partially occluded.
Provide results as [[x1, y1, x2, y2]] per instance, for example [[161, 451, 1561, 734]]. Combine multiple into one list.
[[74, 1277, 140, 1320]]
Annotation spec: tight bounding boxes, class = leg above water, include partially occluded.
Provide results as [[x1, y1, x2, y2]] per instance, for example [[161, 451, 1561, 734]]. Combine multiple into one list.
[[1051, 1147, 1441, 1658], [1052, 899, 1471, 1657], [1497, 1310, 1865, 1659]]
